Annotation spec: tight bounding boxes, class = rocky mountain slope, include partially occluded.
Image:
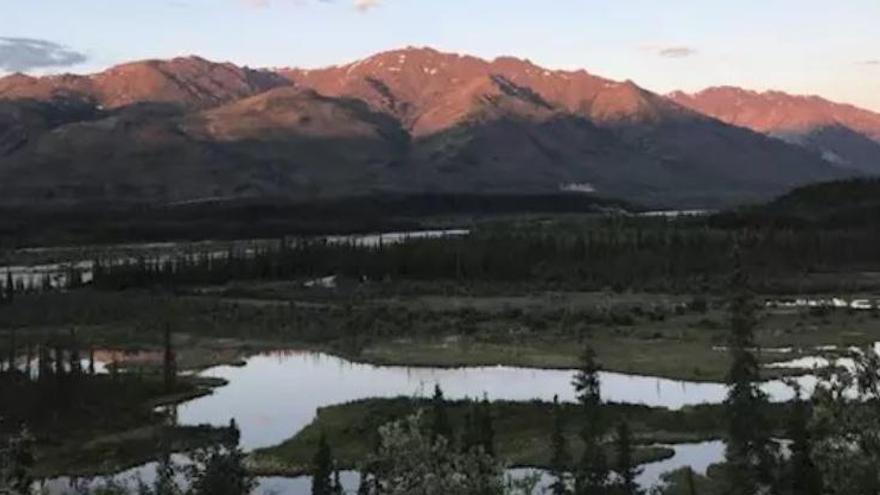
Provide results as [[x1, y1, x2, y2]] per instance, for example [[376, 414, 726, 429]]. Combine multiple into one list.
[[670, 87, 880, 174], [0, 48, 856, 208]]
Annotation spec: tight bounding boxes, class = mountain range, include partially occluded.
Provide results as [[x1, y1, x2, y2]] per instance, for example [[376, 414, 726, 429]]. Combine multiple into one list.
[[1, 47, 877, 208]]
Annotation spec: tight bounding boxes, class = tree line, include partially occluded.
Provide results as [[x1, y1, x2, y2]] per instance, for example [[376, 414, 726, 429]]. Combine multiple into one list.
[[88, 219, 880, 293], [306, 250, 880, 495]]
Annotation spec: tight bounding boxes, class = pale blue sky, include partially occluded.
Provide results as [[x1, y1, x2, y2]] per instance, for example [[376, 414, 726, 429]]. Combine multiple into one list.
[[2, 0, 879, 110]]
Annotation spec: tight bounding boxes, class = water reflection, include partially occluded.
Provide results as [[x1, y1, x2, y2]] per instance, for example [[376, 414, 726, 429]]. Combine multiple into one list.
[[179, 351, 812, 451], [1, 229, 471, 291]]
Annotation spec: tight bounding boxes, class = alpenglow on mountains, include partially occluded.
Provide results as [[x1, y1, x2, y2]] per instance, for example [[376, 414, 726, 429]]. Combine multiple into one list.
[[1, 47, 877, 208]]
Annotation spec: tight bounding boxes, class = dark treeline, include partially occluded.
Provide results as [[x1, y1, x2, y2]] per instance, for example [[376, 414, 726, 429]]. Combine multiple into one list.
[[0, 193, 630, 248], [0, 327, 180, 437], [89, 218, 880, 293], [711, 178, 880, 230]]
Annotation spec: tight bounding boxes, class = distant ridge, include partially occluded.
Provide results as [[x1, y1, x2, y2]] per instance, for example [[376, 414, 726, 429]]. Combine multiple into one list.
[[670, 87, 880, 174], [0, 47, 859, 208]]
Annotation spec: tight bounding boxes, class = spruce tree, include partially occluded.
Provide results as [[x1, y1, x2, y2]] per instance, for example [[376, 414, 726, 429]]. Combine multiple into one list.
[[549, 395, 571, 495], [88, 347, 96, 376], [187, 419, 255, 495], [7, 328, 17, 375], [430, 384, 452, 443], [163, 323, 177, 393], [478, 396, 495, 456], [723, 247, 778, 495], [4, 270, 13, 304], [332, 467, 343, 495], [685, 467, 698, 495], [313, 432, 334, 495], [462, 401, 480, 453], [613, 422, 642, 495], [68, 328, 82, 377], [787, 387, 822, 495], [572, 345, 608, 495]]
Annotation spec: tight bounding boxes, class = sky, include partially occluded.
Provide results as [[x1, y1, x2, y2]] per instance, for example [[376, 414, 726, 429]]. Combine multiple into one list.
[[1, 0, 879, 111]]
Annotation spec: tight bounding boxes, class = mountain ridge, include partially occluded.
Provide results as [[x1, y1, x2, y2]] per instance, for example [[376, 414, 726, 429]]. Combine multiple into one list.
[[0, 47, 863, 208]]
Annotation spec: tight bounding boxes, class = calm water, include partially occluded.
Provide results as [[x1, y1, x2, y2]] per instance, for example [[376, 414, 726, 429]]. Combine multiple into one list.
[[177, 351, 815, 451], [255, 441, 725, 495], [44, 442, 726, 494], [1, 229, 471, 290], [46, 350, 814, 494]]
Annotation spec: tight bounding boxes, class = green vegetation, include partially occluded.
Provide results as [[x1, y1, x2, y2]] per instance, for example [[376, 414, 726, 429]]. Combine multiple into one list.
[[714, 177, 880, 229], [0, 326, 228, 480], [250, 397, 793, 476], [3, 193, 880, 494], [3, 283, 879, 382]]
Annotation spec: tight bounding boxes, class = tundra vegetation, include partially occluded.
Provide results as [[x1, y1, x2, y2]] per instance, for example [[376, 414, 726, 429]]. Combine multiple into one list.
[[1, 205, 879, 494]]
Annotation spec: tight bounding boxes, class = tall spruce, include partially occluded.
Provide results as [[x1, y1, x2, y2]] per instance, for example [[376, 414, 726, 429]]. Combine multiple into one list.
[[163, 323, 177, 393], [478, 396, 495, 456], [430, 384, 452, 443], [685, 467, 698, 495], [6, 328, 16, 374], [787, 387, 822, 495], [332, 467, 343, 495], [187, 419, 255, 495], [723, 246, 778, 495], [613, 422, 642, 495], [572, 345, 608, 495], [313, 432, 335, 495], [549, 395, 571, 495], [4, 270, 13, 304]]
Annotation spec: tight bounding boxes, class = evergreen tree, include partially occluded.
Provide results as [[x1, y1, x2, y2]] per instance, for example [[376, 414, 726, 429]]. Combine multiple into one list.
[[0, 426, 35, 495], [163, 323, 177, 393], [613, 422, 642, 495], [572, 346, 608, 495], [685, 467, 698, 495], [549, 395, 571, 495], [313, 432, 335, 495], [153, 429, 181, 495], [787, 387, 822, 495], [478, 396, 495, 457], [723, 247, 778, 495], [187, 420, 255, 495], [357, 472, 372, 495], [333, 467, 343, 495], [68, 328, 82, 377], [431, 384, 452, 443], [4, 270, 13, 304], [6, 328, 17, 375]]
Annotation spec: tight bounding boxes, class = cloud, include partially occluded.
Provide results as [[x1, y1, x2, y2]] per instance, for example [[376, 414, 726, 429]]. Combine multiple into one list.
[[241, 0, 377, 10], [858, 59, 880, 66], [656, 46, 697, 58], [0, 37, 88, 72], [354, 0, 380, 11]]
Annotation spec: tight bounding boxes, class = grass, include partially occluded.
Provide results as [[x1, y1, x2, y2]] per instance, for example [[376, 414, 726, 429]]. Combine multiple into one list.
[[249, 397, 791, 476], [34, 424, 232, 478], [2, 284, 879, 381], [0, 371, 227, 478]]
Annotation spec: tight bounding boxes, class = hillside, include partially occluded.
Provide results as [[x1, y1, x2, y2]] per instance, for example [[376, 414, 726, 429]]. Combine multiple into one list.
[[670, 87, 880, 174], [0, 48, 855, 208], [712, 178, 880, 229]]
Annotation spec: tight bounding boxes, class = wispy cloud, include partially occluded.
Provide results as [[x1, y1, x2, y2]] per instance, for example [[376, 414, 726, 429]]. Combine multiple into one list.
[[857, 59, 880, 66], [656, 46, 697, 58], [354, 0, 380, 11], [638, 43, 698, 59], [0, 37, 88, 72], [242, 0, 378, 11]]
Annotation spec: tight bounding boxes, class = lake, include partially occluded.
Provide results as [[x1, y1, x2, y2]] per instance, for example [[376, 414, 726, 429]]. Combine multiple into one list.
[[178, 351, 814, 451], [42, 349, 814, 494]]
